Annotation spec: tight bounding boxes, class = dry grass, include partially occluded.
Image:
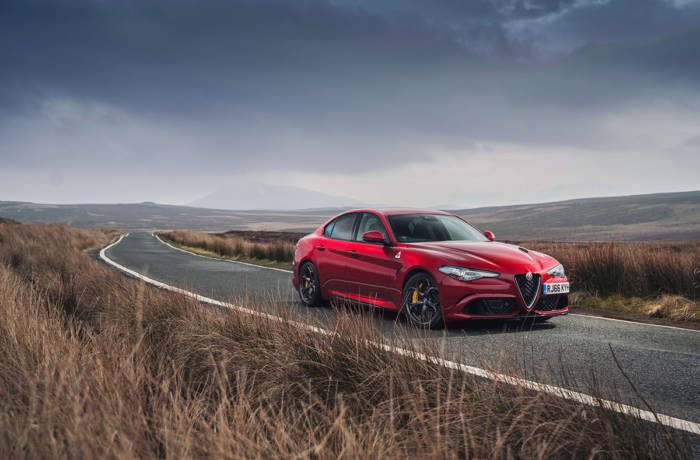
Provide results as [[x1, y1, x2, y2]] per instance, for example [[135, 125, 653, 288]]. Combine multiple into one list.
[[524, 241, 700, 322], [646, 295, 699, 321], [524, 241, 699, 300], [159, 230, 295, 269], [0, 221, 692, 458], [569, 293, 700, 324]]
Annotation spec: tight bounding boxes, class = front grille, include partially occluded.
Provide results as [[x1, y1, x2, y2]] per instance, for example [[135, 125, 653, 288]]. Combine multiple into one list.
[[536, 294, 568, 312], [463, 298, 517, 316], [514, 273, 541, 309]]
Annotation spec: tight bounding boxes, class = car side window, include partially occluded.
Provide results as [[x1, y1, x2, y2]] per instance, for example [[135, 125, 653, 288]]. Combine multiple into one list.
[[329, 213, 357, 241], [355, 213, 388, 242], [323, 220, 335, 238]]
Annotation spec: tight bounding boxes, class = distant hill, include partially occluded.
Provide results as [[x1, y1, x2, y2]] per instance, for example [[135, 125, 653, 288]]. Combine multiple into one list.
[[0, 201, 338, 233], [1, 190, 698, 240], [453, 191, 700, 241], [189, 181, 363, 210]]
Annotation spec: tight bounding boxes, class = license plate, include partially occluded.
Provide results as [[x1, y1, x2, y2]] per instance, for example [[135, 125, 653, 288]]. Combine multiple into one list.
[[543, 282, 570, 295]]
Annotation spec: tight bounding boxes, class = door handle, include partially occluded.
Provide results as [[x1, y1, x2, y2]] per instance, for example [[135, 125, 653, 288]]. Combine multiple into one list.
[[317, 245, 325, 251]]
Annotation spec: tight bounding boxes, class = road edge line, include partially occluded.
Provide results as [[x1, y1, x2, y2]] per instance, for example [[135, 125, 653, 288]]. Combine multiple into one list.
[[568, 313, 698, 332], [100, 234, 700, 436]]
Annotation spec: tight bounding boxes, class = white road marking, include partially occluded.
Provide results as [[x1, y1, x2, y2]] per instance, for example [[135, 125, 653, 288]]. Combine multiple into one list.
[[153, 232, 698, 333], [152, 233, 294, 274], [100, 234, 700, 436], [569, 313, 699, 332]]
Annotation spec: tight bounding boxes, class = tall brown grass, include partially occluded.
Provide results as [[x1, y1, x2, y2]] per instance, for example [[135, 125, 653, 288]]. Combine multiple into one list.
[[160, 230, 295, 264], [0, 221, 691, 458], [525, 241, 699, 300]]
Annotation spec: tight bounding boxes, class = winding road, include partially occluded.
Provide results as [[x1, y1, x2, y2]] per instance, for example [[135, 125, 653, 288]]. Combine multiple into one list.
[[104, 232, 700, 433]]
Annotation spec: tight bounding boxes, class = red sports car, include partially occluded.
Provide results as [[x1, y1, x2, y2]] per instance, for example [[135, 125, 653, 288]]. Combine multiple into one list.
[[292, 209, 569, 328]]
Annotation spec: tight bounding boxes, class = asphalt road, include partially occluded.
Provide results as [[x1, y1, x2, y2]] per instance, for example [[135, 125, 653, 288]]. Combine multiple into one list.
[[105, 232, 700, 427]]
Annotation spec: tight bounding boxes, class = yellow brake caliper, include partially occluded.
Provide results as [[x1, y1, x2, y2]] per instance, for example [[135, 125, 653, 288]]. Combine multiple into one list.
[[412, 282, 423, 304]]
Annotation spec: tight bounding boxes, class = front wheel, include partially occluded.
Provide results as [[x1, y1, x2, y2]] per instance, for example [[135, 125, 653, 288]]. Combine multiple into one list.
[[402, 272, 443, 328], [298, 262, 322, 307]]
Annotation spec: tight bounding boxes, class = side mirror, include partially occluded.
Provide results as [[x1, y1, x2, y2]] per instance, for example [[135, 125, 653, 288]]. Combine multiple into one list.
[[362, 230, 388, 244], [484, 230, 495, 241]]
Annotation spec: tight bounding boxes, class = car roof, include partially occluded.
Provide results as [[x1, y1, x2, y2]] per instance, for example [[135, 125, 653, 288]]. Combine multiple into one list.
[[344, 208, 452, 217]]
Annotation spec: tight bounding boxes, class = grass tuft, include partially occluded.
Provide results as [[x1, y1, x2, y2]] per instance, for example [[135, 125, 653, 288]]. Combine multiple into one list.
[[646, 295, 699, 321]]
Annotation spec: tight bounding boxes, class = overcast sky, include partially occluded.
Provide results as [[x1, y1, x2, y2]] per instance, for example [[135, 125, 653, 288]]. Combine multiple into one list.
[[1, 0, 699, 208]]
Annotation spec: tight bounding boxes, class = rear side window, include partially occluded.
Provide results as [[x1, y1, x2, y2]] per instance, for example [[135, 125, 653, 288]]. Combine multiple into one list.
[[328, 213, 357, 240], [323, 221, 335, 238]]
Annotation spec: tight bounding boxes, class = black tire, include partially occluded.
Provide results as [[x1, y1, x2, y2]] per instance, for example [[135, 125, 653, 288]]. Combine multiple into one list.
[[298, 261, 322, 307], [402, 272, 444, 329]]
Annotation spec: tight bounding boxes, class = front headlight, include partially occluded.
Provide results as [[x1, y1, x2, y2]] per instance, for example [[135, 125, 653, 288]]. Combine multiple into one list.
[[438, 266, 499, 282], [547, 263, 566, 278]]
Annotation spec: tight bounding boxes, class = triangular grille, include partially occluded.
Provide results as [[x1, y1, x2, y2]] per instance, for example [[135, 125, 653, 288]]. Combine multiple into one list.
[[514, 273, 541, 309]]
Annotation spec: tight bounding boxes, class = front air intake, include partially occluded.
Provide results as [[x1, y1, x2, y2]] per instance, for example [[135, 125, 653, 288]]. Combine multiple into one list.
[[462, 298, 517, 316], [514, 273, 541, 309], [536, 294, 568, 312]]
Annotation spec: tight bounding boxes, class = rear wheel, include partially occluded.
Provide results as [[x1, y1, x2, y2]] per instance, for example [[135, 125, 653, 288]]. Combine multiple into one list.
[[298, 262, 322, 307], [402, 272, 443, 328]]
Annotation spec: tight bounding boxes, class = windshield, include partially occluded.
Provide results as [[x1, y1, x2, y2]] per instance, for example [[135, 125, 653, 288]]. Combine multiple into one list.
[[388, 214, 488, 243]]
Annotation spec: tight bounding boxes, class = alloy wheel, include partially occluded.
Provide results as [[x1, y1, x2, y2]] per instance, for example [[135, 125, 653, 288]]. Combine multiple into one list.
[[299, 262, 320, 306], [403, 274, 442, 327]]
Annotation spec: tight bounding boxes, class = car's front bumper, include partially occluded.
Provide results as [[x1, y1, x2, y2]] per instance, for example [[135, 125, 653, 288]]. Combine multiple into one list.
[[437, 271, 569, 321]]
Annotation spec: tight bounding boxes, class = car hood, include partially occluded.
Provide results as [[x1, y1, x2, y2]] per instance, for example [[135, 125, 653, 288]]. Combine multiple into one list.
[[412, 241, 556, 273]]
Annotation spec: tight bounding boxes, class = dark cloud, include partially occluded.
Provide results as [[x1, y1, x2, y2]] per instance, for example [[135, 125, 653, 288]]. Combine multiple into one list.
[[0, 0, 699, 204], [507, 0, 700, 56]]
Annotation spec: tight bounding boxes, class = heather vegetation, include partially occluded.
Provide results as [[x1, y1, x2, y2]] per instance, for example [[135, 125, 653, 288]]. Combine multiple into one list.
[[159, 230, 296, 269], [526, 241, 699, 322], [526, 241, 699, 300], [0, 221, 691, 458]]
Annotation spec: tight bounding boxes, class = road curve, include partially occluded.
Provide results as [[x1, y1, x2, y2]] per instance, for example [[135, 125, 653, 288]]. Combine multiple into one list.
[[105, 232, 700, 427]]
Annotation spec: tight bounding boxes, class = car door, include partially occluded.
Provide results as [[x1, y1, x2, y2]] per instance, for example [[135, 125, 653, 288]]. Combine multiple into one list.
[[315, 212, 359, 296], [344, 212, 402, 306]]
